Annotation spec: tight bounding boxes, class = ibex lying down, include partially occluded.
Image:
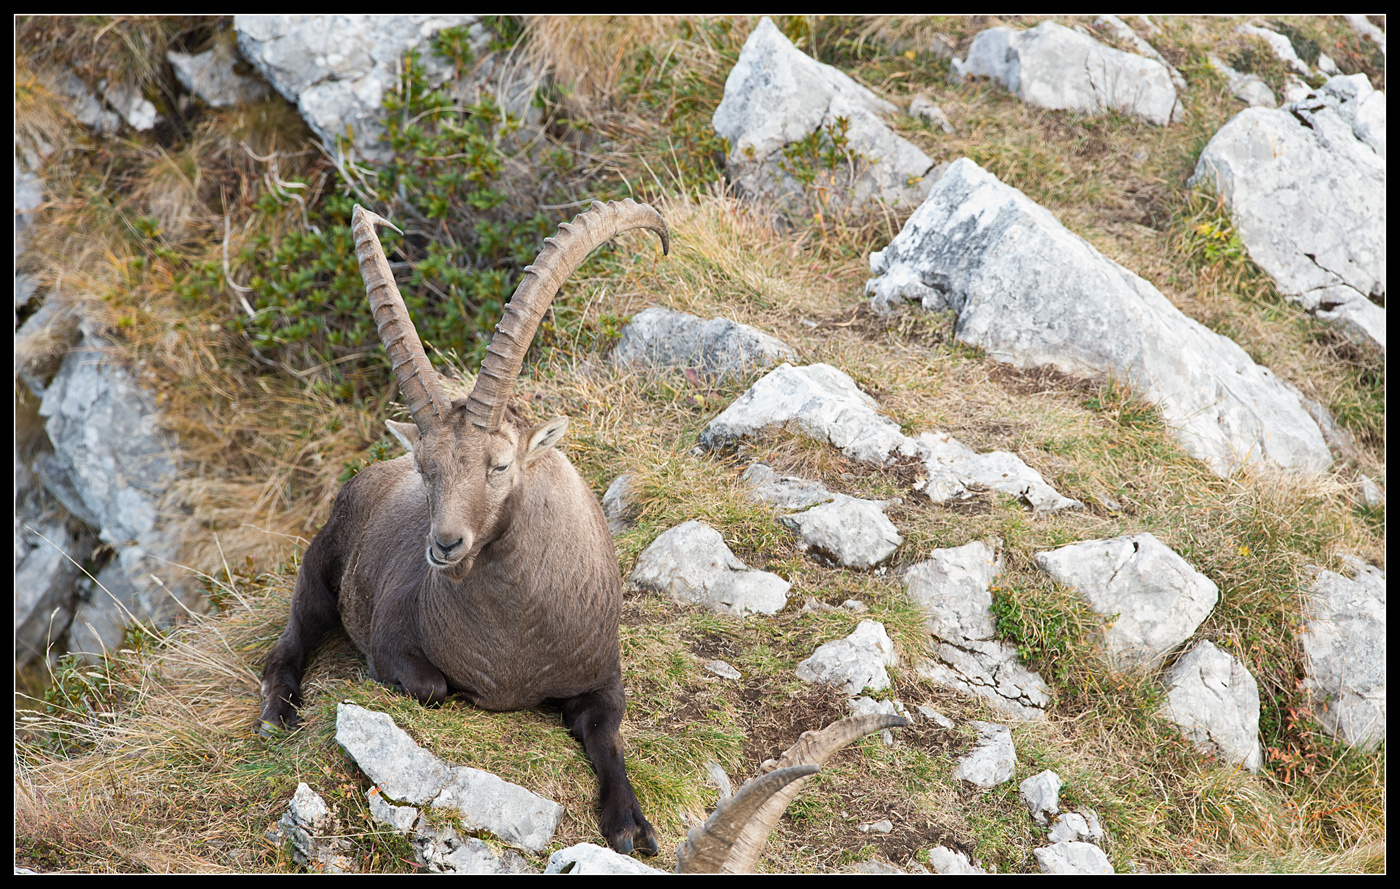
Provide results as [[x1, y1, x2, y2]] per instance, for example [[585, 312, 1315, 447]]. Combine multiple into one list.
[[260, 199, 669, 855]]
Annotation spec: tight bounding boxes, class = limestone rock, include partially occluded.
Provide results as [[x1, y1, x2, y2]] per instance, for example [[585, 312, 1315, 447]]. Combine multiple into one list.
[[953, 720, 1016, 788], [1161, 641, 1264, 772], [335, 703, 563, 852], [544, 843, 667, 875], [712, 17, 935, 217], [1035, 534, 1218, 671], [1302, 557, 1385, 750], [1034, 841, 1114, 874], [927, 846, 987, 874], [168, 45, 272, 107], [905, 542, 1051, 720], [796, 619, 897, 696], [703, 363, 1080, 512], [1020, 770, 1062, 826], [960, 21, 1180, 125], [1191, 75, 1385, 353], [628, 520, 790, 616], [611, 307, 794, 381], [235, 15, 503, 162], [867, 157, 1332, 476]]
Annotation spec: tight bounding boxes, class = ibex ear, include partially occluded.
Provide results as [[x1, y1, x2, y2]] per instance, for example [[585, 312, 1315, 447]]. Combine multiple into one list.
[[525, 417, 568, 463], [386, 419, 420, 453]]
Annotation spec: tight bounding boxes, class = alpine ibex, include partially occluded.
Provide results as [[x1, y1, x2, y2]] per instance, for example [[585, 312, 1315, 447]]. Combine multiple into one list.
[[259, 199, 669, 855]]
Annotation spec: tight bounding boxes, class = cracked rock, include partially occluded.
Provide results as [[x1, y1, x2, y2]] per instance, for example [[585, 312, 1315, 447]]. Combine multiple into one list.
[[703, 363, 1080, 512], [629, 520, 790, 616], [796, 619, 897, 696], [867, 157, 1333, 477], [905, 541, 1050, 719], [1035, 534, 1218, 671], [1161, 640, 1264, 772], [1191, 74, 1386, 353]]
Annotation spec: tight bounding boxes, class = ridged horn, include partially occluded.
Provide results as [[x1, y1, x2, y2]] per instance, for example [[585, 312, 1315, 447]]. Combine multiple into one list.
[[465, 199, 669, 432], [352, 204, 451, 431], [674, 765, 818, 874], [675, 713, 911, 874]]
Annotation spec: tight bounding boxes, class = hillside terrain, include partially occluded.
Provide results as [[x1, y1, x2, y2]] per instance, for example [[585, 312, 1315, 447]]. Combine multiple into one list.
[[14, 15, 1385, 874]]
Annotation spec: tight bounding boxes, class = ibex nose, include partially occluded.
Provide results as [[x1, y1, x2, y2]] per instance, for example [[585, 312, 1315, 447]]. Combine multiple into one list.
[[435, 536, 464, 554]]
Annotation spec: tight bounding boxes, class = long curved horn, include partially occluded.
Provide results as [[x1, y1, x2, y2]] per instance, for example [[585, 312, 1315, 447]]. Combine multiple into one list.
[[675, 713, 911, 873], [466, 199, 669, 432], [674, 765, 818, 874], [352, 204, 451, 431]]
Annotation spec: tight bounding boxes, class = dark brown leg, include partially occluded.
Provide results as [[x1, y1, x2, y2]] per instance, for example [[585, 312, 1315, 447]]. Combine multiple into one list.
[[260, 535, 342, 733], [559, 686, 657, 856]]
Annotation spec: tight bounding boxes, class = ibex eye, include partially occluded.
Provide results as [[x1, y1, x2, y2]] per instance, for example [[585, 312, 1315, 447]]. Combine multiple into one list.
[[491, 462, 510, 474]]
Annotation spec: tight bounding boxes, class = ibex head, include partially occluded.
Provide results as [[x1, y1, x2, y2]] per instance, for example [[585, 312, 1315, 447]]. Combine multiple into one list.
[[351, 201, 669, 580]]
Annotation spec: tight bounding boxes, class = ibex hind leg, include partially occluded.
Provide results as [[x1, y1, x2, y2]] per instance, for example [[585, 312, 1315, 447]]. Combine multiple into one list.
[[259, 538, 342, 734], [559, 687, 658, 857]]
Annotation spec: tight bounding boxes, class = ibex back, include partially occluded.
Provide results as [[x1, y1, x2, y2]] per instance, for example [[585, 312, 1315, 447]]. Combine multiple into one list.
[[259, 199, 669, 856]]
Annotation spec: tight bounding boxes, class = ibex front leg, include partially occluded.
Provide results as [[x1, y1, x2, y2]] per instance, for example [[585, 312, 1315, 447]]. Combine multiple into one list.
[[559, 686, 657, 856]]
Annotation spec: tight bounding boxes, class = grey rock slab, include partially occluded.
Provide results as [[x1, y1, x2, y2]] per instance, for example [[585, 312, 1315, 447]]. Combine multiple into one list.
[[867, 157, 1332, 476], [741, 463, 835, 512], [1048, 810, 1104, 844], [917, 640, 1051, 722], [414, 824, 534, 874], [1020, 769, 1062, 826], [703, 363, 1080, 511], [628, 520, 790, 616], [235, 15, 491, 162], [1236, 23, 1314, 77], [909, 94, 954, 133], [276, 783, 355, 873], [35, 336, 191, 659], [168, 46, 272, 107], [1034, 841, 1114, 874], [1161, 641, 1263, 772], [96, 79, 158, 131], [905, 541, 1002, 644], [1191, 74, 1385, 353], [335, 703, 563, 853], [1302, 557, 1386, 750], [544, 843, 668, 875], [366, 788, 420, 834], [1208, 54, 1277, 108], [927, 846, 987, 874], [1094, 15, 1186, 90], [13, 479, 91, 668], [611, 307, 795, 381], [431, 768, 564, 854], [953, 720, 1016, 789], [1035, 533, 1219, 671], [961, 21, 1180, 125], [778, 494, 902, 569], [712, 17, 935, 216], [906, 542, 1050, 720], [336, 703, 452, 805], [796, 619, 897, 696], [703, 659, 741, 680]]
